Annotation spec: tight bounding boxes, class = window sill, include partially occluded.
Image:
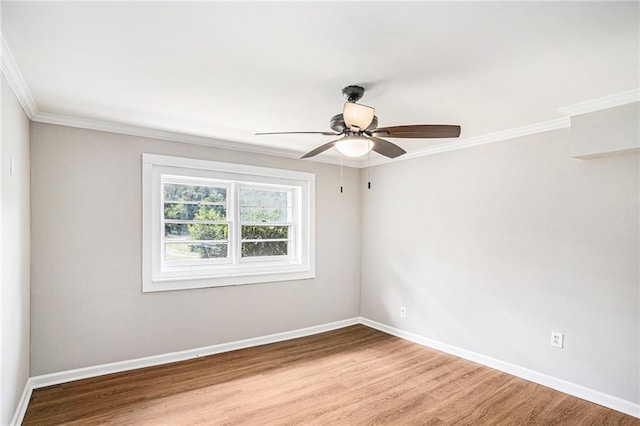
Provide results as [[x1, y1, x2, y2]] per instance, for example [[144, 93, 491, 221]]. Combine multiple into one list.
[[142, 269, 315, 292]]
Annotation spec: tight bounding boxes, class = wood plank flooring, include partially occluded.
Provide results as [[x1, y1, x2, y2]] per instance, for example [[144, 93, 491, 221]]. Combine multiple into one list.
[[23, 325, 639, 425]]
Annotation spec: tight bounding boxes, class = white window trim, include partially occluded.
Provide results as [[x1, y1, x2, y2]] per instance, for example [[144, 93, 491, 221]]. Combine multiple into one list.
[[142, 153, 315, 292]]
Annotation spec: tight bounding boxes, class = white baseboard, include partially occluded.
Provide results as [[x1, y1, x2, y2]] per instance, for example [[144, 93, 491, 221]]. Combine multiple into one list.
[[11, 316, 639, 424], [359, 317, 640, 419], [11, 317, 359, 425], [30, 317, 360, 389], [9, 381, 32, 426]]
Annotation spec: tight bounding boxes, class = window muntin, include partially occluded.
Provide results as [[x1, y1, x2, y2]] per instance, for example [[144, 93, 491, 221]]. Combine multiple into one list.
[[142, 154, 315, 292]]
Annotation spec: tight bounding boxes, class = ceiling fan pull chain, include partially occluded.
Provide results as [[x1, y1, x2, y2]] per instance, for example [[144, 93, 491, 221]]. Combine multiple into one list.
[[340, 156, 344, 193], [368, 150, 371, 189]]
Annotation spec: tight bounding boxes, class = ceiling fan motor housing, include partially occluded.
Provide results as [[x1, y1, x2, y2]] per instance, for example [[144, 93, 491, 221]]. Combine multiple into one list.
[[330, 114, 378, 133]]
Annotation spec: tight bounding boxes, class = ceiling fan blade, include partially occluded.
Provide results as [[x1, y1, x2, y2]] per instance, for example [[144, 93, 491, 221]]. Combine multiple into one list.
[[372, 125, 461, 139], [301, 139, 341, 159], [255, 131, 340, 136], [369, 137, 407, 159]]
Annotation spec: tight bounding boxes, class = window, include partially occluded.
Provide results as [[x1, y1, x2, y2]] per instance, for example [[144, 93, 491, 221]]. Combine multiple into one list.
[[142, 154, 315, 292]]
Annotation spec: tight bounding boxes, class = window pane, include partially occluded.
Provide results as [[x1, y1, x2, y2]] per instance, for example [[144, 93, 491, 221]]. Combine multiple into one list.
[[164, 183, 226, 202], [165, 224, 228, 241], [164, 204, 226, 221], [165, 242, 228, 260], [165, 223, 189, 240], [188, 223, 228, 240], [242, 241, 288, 257], [242, 225, 289, 240], [240, 187, 287, 207], [240, 187, 290, 222], [240, 207, 288, 222]]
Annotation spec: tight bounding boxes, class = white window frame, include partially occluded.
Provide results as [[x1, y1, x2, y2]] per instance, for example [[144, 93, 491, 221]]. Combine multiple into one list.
[[142, 154, 315, 292]]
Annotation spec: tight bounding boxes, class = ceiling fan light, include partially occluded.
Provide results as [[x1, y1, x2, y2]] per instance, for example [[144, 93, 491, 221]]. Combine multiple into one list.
[[343, 102, 375, 130], [335, 136, 373, 157]]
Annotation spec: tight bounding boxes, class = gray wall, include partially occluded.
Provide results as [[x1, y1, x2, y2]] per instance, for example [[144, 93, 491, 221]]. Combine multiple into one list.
[[1, 76, 31, 424], [24, 102, 640, 407], [360, 105, 639, 403], [30, 122, 361, 375]]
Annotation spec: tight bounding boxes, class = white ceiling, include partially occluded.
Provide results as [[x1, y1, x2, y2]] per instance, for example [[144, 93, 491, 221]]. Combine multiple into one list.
[[2, 1, 639, 165]]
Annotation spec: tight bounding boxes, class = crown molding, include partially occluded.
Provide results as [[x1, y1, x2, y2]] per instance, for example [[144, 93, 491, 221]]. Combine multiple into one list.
[[558, 88, 640, 117], [1, 34, 37, 119], [361, 117, 572, 168], [31, 109, 571, 170], [31, 112, 362, 168], [0, 31, 360, 168], [2, 25, 631, 170], [357, 88, 639, 168]]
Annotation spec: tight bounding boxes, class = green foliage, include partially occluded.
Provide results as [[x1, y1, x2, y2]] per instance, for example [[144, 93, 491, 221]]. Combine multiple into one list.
[[239, 188, 288, 222], [187, 205, 228, 258], [241, 241, 288, 257], [242, 225, 288, 240], [239, 188, 286, 206], [164, 203, 202, 220], [164, 184, 291, 259], [240, 207, 286, 222], [164, 183, 226, 203]]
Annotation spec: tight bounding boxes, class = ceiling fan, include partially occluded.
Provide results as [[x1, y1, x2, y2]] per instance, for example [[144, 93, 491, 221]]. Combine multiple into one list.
[[256, 85, 461, 159]]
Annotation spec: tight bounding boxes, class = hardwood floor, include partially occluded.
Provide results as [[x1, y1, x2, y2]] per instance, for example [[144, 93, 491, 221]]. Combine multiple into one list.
[[23, 325, 639, 425]]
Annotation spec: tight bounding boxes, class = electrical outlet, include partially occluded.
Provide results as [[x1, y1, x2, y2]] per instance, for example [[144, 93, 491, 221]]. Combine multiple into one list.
[[551, 331, 564, 348], [400, 307, 407, 318]]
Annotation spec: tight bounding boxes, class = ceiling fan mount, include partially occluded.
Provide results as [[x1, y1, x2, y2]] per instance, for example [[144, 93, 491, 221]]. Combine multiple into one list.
[[256, 84, 461, 159], [342, 85, 365, 103]]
